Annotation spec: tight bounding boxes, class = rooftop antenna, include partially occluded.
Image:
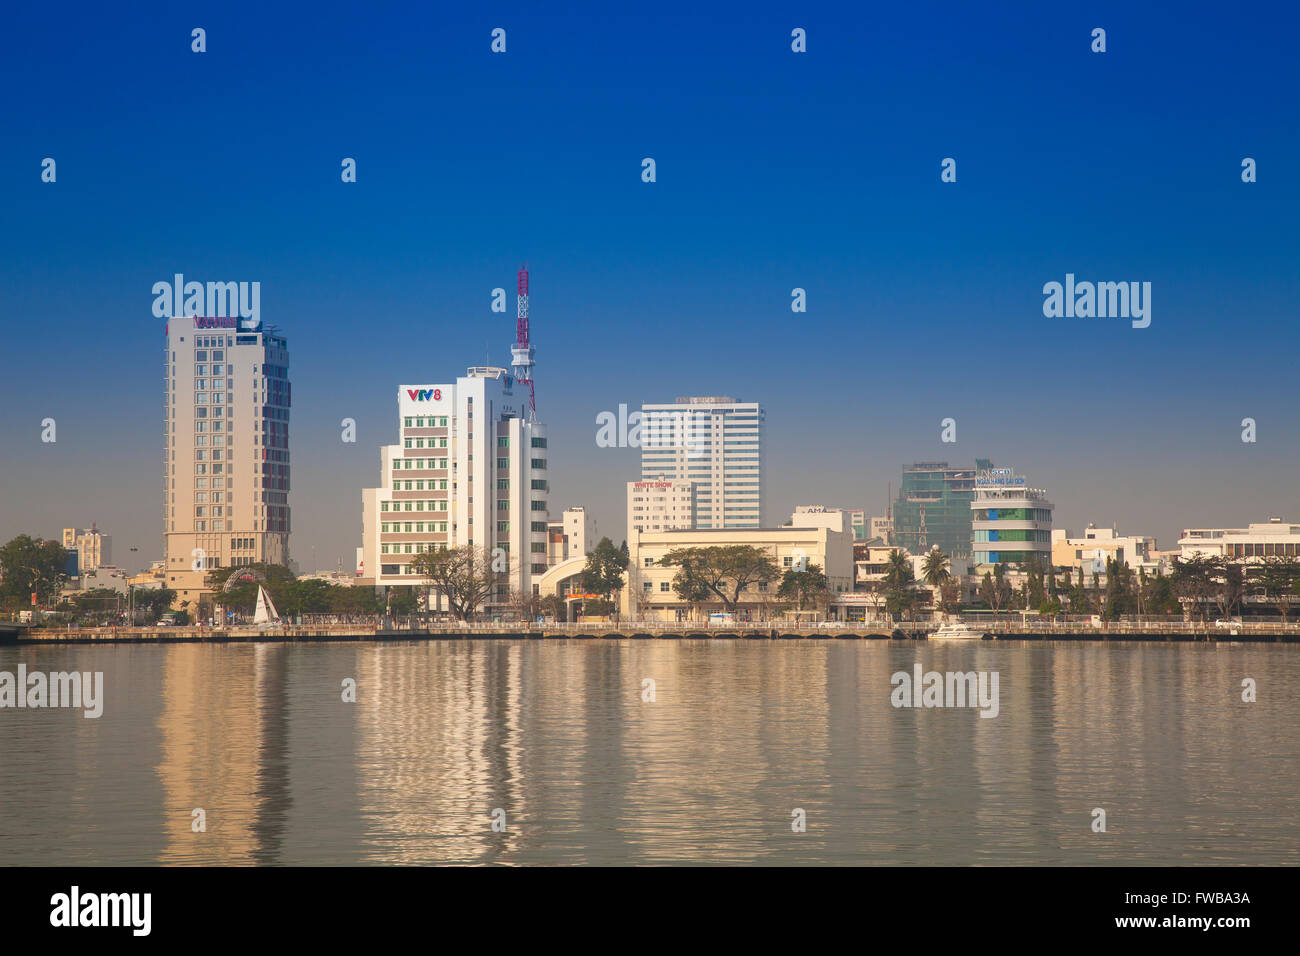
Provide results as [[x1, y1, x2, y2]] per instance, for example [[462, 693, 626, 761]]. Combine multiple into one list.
[[510, 264, 537, 420]]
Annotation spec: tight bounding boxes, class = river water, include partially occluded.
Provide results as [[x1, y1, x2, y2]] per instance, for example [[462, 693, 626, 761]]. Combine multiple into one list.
[[0, 640, 1295, 865]]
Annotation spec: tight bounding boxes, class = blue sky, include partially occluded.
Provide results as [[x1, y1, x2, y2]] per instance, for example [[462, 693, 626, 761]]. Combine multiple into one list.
[[2, 1, 1297, 571]]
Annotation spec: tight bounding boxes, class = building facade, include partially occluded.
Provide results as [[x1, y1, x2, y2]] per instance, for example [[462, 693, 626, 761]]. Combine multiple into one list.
[[547, 507, 596, 566], [623, 525, 853, 620], [640, 396, 762, 528], [62, 526, 112, 573], [357, 368, 549, 607], [627, 479, 696, 537], [1178, 518, 1300, 563], [970, 466, 1053, 568], [891, 460, 990, 559], [1051, 524, 1162, 574], [163, 316, 291, 608]]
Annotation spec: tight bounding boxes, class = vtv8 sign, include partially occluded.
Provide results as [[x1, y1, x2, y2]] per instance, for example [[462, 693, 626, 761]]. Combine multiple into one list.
[[407, 388, 442, 401]]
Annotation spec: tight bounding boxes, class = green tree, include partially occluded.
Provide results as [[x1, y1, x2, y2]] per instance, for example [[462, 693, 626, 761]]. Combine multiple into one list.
[[659, 545, 779, 613], [581, 537, 629, 602], [921, 548, 951, 588], [410, 545, 497, 620], [0, 534, 69, 610], [938, 580, 963, 614], [978, 564, 1013, 622], [1171, 555, 1219, 624], [540, 593, 566, 622], [1256, 555, 1300, 624], [777, 561, 829, 611]]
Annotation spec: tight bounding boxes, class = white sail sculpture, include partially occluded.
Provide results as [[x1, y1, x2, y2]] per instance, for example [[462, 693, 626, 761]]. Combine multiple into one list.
[[253, 585, 281, 627]]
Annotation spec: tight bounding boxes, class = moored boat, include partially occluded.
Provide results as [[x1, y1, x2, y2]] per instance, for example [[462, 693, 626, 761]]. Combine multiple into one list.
[[928, 622, 988, 640]]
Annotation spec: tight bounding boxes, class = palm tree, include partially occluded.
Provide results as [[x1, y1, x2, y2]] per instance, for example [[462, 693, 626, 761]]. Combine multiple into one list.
[[884, 549, 914, 589], [921, 548, 951, 588]]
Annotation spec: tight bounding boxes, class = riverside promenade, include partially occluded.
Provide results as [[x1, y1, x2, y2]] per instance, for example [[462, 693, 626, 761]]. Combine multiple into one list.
[[7, 620, 1300, 644]]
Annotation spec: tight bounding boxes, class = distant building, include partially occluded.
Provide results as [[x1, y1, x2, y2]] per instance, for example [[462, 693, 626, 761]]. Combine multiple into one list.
[[628, 479, 696, 537], [128, 561, 167, 591], [1179, 518, 1300, 563], [549, 506, 596, 565], [892, 460, 990, 560], [790, 506, 849, 534], [298, 570, 357, 587], [640, 396, 762, 528], [868, 515, 892, 544], [62, 526, 112, 572], [971, 466, 1053, 568], [848, 510, 867, 541], [1051, 525, 1162, 574], [71, 566, 129, 595]]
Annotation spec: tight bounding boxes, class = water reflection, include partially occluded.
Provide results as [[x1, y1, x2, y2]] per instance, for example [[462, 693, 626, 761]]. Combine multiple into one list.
[[0, 640, 1296, 865]]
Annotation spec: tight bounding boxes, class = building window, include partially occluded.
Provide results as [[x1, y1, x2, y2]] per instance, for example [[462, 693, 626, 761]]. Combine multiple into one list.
[[659, 582, 670, 592], [497, 436, 509, 447]]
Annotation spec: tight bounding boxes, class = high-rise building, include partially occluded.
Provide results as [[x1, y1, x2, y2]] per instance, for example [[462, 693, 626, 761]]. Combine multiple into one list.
[[357, 367, 549, 607], [971, 466, 1054, 568], [892, 460, 990, 559], [62, 525, 112, 572], [163, 316, 291, 608], [639, 397, 762, 528], [627, 479, 696, 536]]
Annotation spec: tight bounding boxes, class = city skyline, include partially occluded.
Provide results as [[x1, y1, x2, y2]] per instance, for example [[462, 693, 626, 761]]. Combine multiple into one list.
[[3, 3, 1298, 571]]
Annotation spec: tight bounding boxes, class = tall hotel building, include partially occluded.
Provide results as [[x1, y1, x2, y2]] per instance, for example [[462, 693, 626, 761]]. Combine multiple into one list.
[[970, 466, 1053, 568], [639, 397, 763, 529], [164, 316, 291, 606], [357, 367, 549, 607]]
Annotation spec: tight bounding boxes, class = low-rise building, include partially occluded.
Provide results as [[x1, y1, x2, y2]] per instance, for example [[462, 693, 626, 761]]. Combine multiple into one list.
[[1051, 524, 1163, 574], [623, 526, 853, 621], [1179, 518, 1300, 563]]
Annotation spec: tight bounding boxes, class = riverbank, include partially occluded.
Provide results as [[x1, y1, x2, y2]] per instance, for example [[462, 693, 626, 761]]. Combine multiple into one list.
[[9, 621, 1300, 644]]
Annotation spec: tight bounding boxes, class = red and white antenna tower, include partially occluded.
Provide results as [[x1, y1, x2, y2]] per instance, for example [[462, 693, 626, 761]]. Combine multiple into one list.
[[510, 265, 537, 419]]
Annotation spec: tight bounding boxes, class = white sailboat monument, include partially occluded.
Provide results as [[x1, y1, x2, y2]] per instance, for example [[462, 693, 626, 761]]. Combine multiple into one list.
[[253, 585, 281, 628]]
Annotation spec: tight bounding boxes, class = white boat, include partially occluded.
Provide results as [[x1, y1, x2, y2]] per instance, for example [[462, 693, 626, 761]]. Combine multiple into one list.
[[253, 585, 282, 628], [929, 622, 987, 640]]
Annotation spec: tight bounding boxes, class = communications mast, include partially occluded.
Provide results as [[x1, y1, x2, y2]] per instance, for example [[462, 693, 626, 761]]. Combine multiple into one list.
[[510, 266, 537, 419]]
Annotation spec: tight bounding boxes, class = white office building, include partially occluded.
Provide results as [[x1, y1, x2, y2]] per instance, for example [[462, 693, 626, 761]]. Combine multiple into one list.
[[547, 507, 596, 566], [970, 466, 1054, 568], [627, 479, 696, 536], [639, 396, 763, 528], [1179, 518, 1300, 563], [163, 316, 291, 608], [357, 367, 549, 607]]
